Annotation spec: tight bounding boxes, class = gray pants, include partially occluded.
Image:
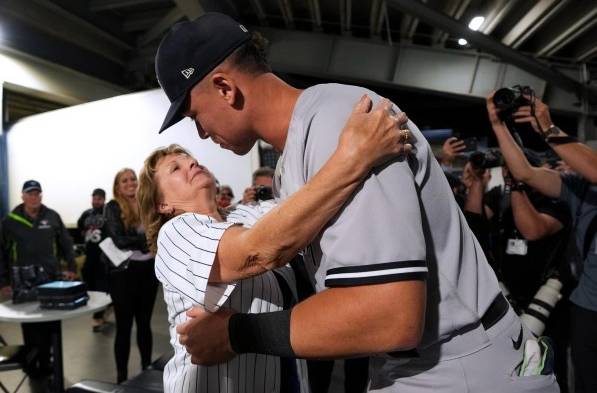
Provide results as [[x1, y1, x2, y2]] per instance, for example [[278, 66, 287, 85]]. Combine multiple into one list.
[[369, 307, 560, 392]]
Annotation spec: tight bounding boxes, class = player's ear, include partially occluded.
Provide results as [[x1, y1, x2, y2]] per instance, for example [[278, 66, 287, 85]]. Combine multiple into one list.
[[211, 73, 237, 108]]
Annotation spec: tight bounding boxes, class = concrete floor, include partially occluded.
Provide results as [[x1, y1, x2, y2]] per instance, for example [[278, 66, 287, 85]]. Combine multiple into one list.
[[0, 287, 350, 393]]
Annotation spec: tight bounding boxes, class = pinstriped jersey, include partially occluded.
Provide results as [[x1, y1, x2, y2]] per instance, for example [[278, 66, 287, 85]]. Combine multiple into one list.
[[156, 205, 309, 393]]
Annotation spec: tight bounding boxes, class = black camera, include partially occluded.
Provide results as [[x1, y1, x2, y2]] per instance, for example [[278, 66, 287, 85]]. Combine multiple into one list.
[[255, 185, 273, 201], [493, 85, 534, 122], [469, 149, 503, 170]]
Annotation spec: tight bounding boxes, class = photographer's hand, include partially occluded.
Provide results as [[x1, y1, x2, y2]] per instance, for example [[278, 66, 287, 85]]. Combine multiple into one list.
[[511, 96, 597, 182], [512, 97, 553, 135], [462, 162, 489, 189], [486, 93, 506, 130], [241, 187, 256, 204], [462, 163, 487, 215], [441, 137, 465, 165]]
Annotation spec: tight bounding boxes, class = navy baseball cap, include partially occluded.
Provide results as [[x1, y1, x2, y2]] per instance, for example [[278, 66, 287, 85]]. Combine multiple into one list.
[[22, 180, 42, 193], [155, 13, 251, 133]]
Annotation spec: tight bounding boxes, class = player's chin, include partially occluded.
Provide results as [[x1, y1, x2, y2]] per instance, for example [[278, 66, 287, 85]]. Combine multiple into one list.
[[230, 144, 254, 156]]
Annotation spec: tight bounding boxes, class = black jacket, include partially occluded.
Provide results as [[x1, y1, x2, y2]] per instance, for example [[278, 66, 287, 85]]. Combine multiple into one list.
[[103, 200, 148, 253], [77, 206, 107, 259], [0, 204, 75, 287]]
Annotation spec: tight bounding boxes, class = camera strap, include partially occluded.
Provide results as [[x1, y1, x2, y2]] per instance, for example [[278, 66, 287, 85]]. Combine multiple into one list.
[[524, 86, 546, 136]]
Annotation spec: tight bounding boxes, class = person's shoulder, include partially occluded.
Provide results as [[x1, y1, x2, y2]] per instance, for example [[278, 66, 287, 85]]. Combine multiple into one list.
[[106, 199, 120, 208], [104, 200, 122, 215], [158, 213, 212, 238], [41, 205, 61, 219], [2, 206, 20, 226], [310, 83, 380, 108], [79, 208, 93, 218], [299, 84, 378, 141]]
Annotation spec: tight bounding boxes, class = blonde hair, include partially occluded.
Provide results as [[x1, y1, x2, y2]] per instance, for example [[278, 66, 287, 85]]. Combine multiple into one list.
[[112, 168, 141, 230], [137, 144, 192, 255]]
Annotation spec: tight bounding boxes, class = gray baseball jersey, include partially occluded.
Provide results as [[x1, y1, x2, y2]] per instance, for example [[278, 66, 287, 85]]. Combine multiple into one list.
[[274, 84, 557, 391], [275, 83, 501, 342]]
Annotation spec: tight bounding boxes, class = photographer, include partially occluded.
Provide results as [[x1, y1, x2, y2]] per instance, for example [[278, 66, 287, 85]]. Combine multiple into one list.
[[487, 92, 597, 393], [241, 167, 274, 205], [460, 161, 493, 257], [511, 96, 597, 183], [216, 185, 234, 209]]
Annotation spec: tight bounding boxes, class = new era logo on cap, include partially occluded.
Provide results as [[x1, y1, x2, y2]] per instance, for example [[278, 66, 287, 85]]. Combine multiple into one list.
[[181, 68, 195, 79], [155, 12, 251, 133]]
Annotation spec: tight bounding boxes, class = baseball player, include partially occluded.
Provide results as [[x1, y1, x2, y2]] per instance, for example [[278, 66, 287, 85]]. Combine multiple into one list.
[[154, 13, 559, 393]]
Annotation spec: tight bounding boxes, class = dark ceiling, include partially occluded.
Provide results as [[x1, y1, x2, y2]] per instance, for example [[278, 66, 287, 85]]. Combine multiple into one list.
[[0, 0, 596, 92]]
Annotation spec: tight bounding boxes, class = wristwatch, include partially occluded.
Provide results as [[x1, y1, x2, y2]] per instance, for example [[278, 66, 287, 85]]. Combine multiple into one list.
[[542, 124, 561, 139], [511, 181, 527, 192]]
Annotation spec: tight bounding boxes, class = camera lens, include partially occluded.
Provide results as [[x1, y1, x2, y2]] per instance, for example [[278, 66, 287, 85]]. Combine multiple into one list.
[[493, 88, 516, 110]]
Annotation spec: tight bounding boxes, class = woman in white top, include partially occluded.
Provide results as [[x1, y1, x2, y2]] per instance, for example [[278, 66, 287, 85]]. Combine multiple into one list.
[[137, 96, 410, 393]]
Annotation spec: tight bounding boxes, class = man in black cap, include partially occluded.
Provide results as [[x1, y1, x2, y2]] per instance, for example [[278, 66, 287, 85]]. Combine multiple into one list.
[[155, 13, 558, 393], [0, 179, 76, 378], [77, 188, 109, 332]]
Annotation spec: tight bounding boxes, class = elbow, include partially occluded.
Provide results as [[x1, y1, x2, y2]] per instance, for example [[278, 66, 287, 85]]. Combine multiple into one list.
[[237, 242, 288, 276], [523, 233, 541, 242], [518, 227, 542, 241], [247, 236, 295, 272], [395, 317, 425, 351]]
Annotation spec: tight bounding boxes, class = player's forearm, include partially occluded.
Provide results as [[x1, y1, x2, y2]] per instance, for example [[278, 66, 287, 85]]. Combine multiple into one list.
[[290, 281, 426, 358], [549, 140, 597, 183], [219, 149, 371, 280]]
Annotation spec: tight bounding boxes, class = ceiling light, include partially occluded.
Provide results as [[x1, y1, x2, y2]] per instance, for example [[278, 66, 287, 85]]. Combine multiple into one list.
[[468, 16, 485, 31], [458, 38, 468, 46]]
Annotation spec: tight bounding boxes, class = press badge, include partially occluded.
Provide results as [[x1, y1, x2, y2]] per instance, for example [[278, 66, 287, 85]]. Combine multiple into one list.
[[506, 238, 528, 255]]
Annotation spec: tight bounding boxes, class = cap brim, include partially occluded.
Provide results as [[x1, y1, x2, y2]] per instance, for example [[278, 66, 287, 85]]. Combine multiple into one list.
[[23, 187, 41, 193], [158, 93, 188, 133]]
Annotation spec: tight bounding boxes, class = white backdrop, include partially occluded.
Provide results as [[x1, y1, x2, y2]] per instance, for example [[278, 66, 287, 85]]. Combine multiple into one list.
[[7, 89, 258, 225]]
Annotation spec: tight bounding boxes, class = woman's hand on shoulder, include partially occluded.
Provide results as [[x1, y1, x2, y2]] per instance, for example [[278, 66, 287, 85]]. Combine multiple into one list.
[[338, 95, 412, 170]]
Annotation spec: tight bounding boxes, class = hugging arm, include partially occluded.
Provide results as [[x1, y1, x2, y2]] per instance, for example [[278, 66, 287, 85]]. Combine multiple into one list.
[[177, 97, 427, 365], [209, 96, 411, 283]]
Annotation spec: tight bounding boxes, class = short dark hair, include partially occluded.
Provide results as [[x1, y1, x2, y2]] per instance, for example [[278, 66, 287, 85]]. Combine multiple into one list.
[[92, 188, 106, 198], [226, 32, 271, 74], [252, 166, 275, 182]]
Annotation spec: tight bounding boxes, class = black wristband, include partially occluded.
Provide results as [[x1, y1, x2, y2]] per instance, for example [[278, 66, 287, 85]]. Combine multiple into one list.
[[546, 136, 577, 145], [229, 309, 296, 358]]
